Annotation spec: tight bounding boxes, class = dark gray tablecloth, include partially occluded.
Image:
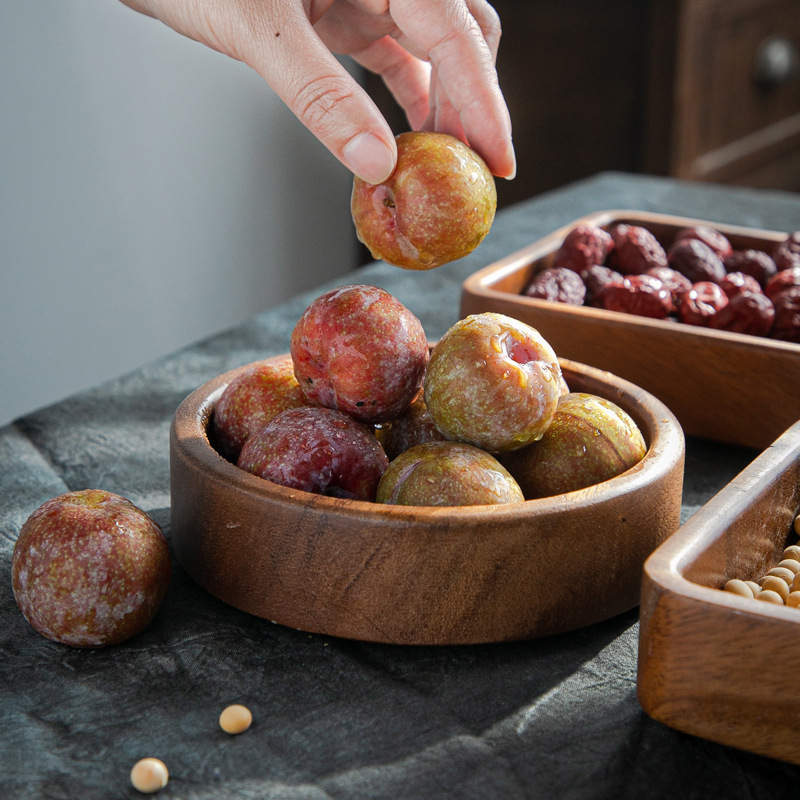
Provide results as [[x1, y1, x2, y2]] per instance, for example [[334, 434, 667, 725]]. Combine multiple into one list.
[[3, 172, 799, 799]]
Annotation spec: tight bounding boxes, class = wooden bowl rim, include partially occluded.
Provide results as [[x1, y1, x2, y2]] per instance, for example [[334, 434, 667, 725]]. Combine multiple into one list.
[[172, 354, 685, 522]]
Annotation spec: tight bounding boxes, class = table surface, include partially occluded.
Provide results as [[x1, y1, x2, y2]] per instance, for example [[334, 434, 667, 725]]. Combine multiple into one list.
[[3, 172, 799, 799]]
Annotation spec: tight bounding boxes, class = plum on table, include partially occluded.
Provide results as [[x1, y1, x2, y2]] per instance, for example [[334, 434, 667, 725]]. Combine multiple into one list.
[[12, 489, 170, 647]]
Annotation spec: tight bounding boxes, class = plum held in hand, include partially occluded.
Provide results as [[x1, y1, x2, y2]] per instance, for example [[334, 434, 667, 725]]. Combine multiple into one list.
[[237, 406, 389, 501], [11, 490, 170, 647], [424, 312, 564, 453], [376, 441, 524, 507], [501, 393, 646, 499], [291, 284, 428, 424], [211, 355, 305, 461], [351, 131, 497, 270]]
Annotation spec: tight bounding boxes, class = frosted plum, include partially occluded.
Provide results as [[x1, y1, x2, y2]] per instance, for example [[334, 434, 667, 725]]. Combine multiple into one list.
[[351, 132, 496, 270], [424, 313, 563, 453], [291, 285, 428, 424], [502, 393, 646, 498], [376, 441, 524, 506], [12, 490, 170, 647], [212, 355, 305, 460], [237, 406, 389, 501]]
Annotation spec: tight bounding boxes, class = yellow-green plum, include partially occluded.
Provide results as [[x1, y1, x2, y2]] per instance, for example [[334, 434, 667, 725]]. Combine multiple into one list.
[[12, 490, 170, 647], [424, 313, 564, 453], [351, 132, 497, 270], [376, 441, 524, 507], [502, 392, 647, 498]]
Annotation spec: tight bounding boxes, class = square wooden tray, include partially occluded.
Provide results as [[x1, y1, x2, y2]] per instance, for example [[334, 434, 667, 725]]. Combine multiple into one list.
[[460, 210, 799, 449], [637, 419, 800, 764]]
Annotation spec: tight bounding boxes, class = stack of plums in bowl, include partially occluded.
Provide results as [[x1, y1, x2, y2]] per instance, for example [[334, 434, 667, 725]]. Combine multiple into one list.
[[210, 284, 647, 507], [523, 223, 800, 342]]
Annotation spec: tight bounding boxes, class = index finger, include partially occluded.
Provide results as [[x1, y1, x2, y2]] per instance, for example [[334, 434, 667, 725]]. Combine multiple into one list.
[[390, 0, 515, 178]]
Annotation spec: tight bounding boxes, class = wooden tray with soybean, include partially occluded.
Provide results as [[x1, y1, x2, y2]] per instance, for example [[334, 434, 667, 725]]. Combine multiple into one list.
[[637, 419, 800, 765]]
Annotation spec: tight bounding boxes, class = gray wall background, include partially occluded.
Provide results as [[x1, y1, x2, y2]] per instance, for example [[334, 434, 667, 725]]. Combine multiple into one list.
[[1, 2, 359, 426]]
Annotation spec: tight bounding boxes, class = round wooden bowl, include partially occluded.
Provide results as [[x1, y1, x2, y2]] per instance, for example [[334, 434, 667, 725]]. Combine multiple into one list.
[[170, 356, 685, 645]]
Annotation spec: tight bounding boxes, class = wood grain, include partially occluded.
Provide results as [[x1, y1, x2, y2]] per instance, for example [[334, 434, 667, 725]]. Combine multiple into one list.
[[638, 419, 800, 764], [170, 357, 684, 645], [460, 209, 799, 450]]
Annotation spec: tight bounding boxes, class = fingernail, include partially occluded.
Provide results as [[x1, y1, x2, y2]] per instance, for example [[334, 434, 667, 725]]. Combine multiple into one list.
[[504, 141, 517, 180], [343, 133, 395, 184]]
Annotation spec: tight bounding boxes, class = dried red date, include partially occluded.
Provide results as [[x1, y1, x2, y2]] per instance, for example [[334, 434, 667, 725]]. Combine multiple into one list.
[[525, 267, 587, 305], [723, 249, 777, 287], [645, 266, 692, 312], [709, 292, 775, 337], [772, 232, 800, 271], [765, 267, 800, 301], [771, 286, 800, 343], [668, 239, 726, 284], [678, 281, 729, 326], [608, 224, 667, 275], [720, 271, 762, 299], [552, 224, 614, 273], [601, 275, 672, 319], [581, 265, 623, 307], [674, 225, 733, 260]]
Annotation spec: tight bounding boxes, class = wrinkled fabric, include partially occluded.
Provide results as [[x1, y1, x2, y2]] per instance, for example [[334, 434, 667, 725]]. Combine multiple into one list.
[[2, 173, 799, 798]]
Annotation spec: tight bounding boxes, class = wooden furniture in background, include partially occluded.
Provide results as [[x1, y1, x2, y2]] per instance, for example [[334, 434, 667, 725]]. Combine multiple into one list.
[[364, 0, 800, 209], [646, 0, 800, 189]]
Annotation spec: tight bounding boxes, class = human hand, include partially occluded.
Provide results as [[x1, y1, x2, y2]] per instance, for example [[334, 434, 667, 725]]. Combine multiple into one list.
[[119, 0, 515, 184]]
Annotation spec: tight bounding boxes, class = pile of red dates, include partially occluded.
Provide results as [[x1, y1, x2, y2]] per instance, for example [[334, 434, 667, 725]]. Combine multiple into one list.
[[523, 222, 800, 342]]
